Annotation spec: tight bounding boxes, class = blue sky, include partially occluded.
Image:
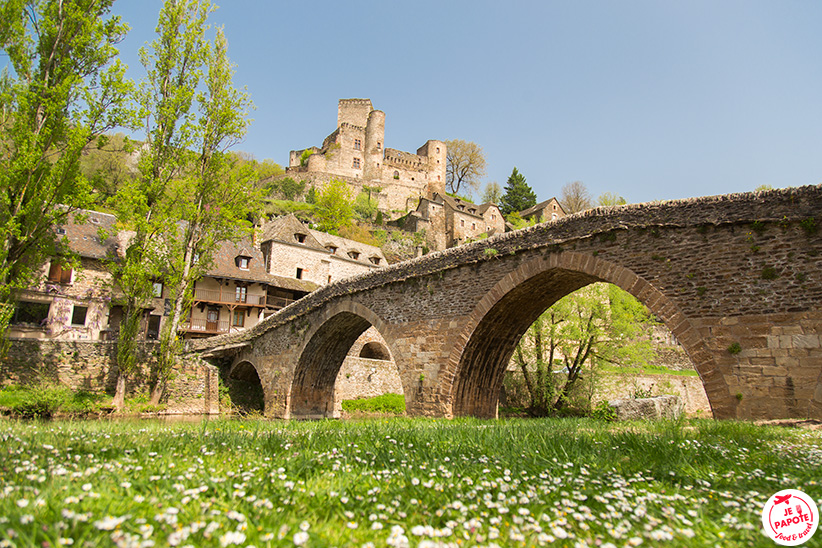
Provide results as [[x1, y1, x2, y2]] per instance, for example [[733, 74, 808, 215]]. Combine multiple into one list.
[[111, 0, 822, 205]]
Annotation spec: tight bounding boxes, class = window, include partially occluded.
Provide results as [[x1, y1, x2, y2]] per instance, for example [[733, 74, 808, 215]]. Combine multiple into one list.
[[460, 219, 465, 227], [377, 141, 382, 150], [296, 268, 304, 279], [491, 214, 497, 221], [238, 257, 250, 270], [352, 158, 361, 169], [12, 301, 50, 326], [295, 234, 307, 244], [348, 251, 360, 260], [71, 305, 88, 326], [232, 309, 245, 328], [552, 212, 558, 221], [393, 170, 399, 179], [436, 147, 440, 154], [56, 227, 66, 235], [472, 223, 476, 230], [47, 261, 72, 284], [369, 257, 381, 265], [152, 281, 163, 298], [553, 204, 557, 210], [235, 286, 247, 303], [326, 245, 338, 254], [354, 138, 362, 150]]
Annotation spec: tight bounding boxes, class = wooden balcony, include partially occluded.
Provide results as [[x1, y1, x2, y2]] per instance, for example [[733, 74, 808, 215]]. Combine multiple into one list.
[[178, 318, 230, 334], [192, 288, 266, 307]]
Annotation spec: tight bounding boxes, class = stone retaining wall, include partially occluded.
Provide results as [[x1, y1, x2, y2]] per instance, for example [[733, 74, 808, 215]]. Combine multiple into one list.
[[0, 339, 218, 415]]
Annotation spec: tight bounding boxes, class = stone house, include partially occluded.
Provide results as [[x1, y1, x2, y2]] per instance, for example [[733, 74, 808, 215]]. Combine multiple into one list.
[[9, 210, 119, 341], [406, 193, 506, 250], [285, 98, 446, 213], [519, 197, 567, 223]]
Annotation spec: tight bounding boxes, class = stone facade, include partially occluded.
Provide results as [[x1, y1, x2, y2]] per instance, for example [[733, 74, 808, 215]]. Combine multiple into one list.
[[407, 193, 506, 250], [286, 99, 446, 213], [193, 185, 822, 422], [1, 339, 219, 414], [334, 326, 404, 414]]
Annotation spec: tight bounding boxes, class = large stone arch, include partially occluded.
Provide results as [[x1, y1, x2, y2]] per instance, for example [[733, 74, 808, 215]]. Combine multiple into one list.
[[444, 252, 727, 418], [289, 300, 401, 418]]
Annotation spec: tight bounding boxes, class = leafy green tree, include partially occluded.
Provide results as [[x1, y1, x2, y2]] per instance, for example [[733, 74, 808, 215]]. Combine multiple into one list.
[[153, 23, 258, 404], [482, 181, 502, 204], [80, 133, 139, 201], [0, 0, 134, 348], [513, 283, 656, 415], [597, 192, 627, 206], [445, 139, 486, 196], [314, 179, 354, 233], [499, 167, 537, 216], [271, 177, 306, 201], [111, 0, 213, 408], [354, 185, 381, 222]]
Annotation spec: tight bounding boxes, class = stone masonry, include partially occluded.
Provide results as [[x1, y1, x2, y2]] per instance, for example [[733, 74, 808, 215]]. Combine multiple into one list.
[[2, 339, 219, 415], [192, 185, 822, 421]]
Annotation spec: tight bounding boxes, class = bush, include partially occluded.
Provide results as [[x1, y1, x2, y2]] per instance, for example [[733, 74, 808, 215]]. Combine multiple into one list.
[[341, 393, 405, 414], [0, 385, 110, 418]]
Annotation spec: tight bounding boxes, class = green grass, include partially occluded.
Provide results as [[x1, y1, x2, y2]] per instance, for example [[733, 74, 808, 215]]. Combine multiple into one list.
[[341, 393, 405, 414], [0, 418, 819, 547], [599, 365, 700, 377], [0, 384, 110, 418]]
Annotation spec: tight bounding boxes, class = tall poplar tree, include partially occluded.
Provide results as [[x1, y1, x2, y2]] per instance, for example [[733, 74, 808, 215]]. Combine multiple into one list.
[[0, 0, 133, 348], [111, 0, 211, 409], [152, 26, 256, 404]]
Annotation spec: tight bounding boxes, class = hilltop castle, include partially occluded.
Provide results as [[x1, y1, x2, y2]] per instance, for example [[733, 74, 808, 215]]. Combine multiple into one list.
[[287, 99, 446, 212]]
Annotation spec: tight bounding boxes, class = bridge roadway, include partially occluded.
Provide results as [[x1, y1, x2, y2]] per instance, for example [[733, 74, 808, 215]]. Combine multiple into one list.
[[189, 185, 822, 420]]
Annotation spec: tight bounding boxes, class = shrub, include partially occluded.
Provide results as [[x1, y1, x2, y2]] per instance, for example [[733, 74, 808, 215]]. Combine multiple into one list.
[[341, 393, 405, 414]]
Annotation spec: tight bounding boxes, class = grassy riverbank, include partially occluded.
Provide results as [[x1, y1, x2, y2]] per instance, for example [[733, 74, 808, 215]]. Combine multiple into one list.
[[0, 418, 820, 547]]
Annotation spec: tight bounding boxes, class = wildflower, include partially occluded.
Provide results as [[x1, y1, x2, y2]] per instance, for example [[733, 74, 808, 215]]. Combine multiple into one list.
[[58, 539, 74, 546], [219, 531, 246, 546], [94, 515, 129, 531], [299, 521, 310, 532], [16, 499, 29, 508], [20, 515, 34, 525], [293, 531, 309, 546]]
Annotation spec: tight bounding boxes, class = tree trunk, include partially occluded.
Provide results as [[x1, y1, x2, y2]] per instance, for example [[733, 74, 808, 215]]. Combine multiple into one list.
[[113, 373, 126, 412]]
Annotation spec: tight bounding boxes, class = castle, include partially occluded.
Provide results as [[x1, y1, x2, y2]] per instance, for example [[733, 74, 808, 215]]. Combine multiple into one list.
[[287, 99, 446, 212]]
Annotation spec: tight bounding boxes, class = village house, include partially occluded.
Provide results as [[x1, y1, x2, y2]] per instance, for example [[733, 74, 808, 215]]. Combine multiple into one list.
[[9, 210, 119, 341], [519, 197, 567, 223], [406, 193, 506, 250]]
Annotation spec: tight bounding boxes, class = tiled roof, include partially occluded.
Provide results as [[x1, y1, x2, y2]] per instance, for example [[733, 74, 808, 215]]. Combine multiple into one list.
[[520, 198, 566, 218], [308, 229, 386, 264], [261, 214, 325, 251], [55, 209, 119, 259]]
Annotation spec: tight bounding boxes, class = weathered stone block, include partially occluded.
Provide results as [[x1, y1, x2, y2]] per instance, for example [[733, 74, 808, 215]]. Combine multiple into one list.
[[608, 395, 684, 421]]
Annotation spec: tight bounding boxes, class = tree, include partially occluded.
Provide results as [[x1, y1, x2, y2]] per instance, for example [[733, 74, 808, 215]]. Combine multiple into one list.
[[499, 167, 537, 216], [151, 24, 258, 404], [481, 181, 502, 204], [597, 192, 627, 207], [513, 283, 656, 415], [0, 0, 134, 348], [560, 180, 593, 213], [354, 185, 380, 222], [314, 179, 354, 233], [445, 139, 486, 196]]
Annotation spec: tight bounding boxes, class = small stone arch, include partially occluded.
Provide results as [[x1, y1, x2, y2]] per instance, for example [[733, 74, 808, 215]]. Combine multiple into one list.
[[290, 300, 399, 418], [224, 359, 265, 414], [444, 252, 726, 418], [360, 342, 391, 361]]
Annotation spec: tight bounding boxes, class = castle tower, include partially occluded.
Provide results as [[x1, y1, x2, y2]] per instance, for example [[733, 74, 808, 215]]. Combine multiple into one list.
[[363, 109, 385, 184], [337, 99, 372, 128], [417, 140, 447, 198]]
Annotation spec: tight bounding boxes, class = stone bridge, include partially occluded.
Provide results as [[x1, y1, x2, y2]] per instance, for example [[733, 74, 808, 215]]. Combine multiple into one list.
[[190, 186, 822, 420]]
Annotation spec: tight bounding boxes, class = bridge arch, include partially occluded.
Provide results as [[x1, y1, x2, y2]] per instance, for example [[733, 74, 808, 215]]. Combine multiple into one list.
[[444, 251, 726, 418], [225, 359, 265, 414], [289, 300, 400, 419]]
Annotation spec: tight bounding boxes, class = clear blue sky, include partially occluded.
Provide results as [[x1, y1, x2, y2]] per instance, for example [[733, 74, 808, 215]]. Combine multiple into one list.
[[111, 0, 822, 205]]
